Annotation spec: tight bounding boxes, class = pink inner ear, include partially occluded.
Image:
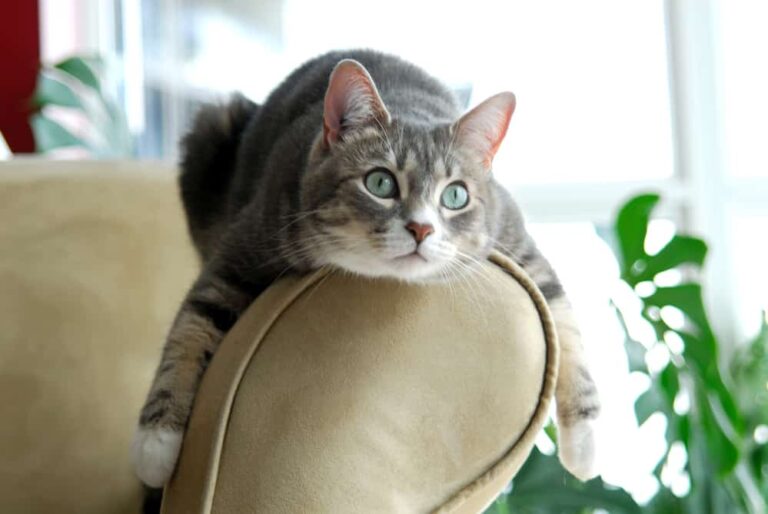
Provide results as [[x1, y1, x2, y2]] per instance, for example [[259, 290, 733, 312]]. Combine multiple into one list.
[[323, 60, 390, 148], [323, 86, 346, 146], [456, 92, 516, 168]]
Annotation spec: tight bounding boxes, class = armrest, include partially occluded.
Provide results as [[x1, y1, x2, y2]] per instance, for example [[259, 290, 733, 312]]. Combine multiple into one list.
[[162, 252, 558, 514]]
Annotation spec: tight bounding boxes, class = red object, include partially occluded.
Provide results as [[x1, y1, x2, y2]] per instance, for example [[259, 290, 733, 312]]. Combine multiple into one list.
[[0, 0, 40, 153]]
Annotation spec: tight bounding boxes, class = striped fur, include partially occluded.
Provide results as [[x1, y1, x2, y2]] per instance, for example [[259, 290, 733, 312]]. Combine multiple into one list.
[[134, 50, 600, 488]]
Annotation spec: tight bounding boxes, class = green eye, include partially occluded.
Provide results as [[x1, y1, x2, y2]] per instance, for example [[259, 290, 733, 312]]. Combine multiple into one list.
[[441, 182, 469, 210], [364, 168, 398, 199]]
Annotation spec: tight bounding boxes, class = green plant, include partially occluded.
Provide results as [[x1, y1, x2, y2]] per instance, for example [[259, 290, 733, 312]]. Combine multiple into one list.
[[31, 55, 132, 157], [614, 193, 765, 513], [485, 446, 640, 514], [730, 316, 768, 501], [486, 192, 767, 513]]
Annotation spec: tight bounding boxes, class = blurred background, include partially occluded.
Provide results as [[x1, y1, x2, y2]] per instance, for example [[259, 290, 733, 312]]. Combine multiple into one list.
[[1, 0, 766, 512]]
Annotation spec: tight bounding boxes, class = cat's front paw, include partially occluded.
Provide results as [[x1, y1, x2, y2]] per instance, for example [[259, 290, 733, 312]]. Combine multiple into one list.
[[131, 426, 183, 487], [558, 420, 598, 481]]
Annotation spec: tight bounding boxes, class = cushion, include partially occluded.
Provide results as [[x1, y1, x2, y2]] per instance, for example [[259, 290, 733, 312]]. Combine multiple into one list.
[[161, 251, 558, 514], [0, 161, 198, 514]]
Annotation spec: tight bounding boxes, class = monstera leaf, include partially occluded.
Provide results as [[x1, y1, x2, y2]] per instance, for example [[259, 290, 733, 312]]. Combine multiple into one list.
[[612, 193, 763, 512], [498, 193, 766, 514]]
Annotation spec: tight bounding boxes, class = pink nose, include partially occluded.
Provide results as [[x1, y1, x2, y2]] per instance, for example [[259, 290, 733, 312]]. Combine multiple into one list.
[[405, 221, 434, 243]]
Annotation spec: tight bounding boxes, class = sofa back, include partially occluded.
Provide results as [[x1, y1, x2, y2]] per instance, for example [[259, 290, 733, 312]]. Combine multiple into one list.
[[0, 160, 198, 513]]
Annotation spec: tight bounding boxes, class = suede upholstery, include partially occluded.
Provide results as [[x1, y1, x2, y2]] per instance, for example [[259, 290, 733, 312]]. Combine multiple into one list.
[[161, 253, 558, 514], [0, 161, 556, 514], [0, 161, 198, 514]]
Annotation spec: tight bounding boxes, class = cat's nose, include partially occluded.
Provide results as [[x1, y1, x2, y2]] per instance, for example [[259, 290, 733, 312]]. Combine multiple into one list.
[[405, 221, 434, 243]]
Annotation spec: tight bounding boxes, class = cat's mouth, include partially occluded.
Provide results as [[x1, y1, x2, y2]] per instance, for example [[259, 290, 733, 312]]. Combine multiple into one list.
[[394, 250, 429, 263]]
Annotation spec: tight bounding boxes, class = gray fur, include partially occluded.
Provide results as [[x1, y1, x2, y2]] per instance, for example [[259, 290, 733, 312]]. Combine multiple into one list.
[[135, 49, 600, 487]]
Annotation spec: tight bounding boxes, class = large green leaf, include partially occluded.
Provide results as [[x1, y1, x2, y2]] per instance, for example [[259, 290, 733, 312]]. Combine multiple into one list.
[[615, 193, 659, 284], [677, 331, 717, 377], [678, 331, 745, 435], [497, 449, 642, 513], [673, 414, 692, 448], [30, 114, 85, 152], [710, 379, 746, 436], [635, 384, 665, 425], [54, 56, 101, 92], [645, 487, 686, 514], [696, 388, 740, 475], [34, 72, 83, 109], [625, 337, 649, 373], [659, 363, 681, 405], [607, 192, 762, 512], [634, 235, 708, 282], [644, 285, 713, 337]]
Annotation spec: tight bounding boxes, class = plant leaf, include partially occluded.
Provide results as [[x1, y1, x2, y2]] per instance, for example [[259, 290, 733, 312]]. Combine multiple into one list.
[[635, 385, 665, 424], [659, 363, 680, 405], [625, 337, 649, 373], [54, 56, 101, 92], [502, 448, 642, 513], [634, 235, 708, 282], [675, 414, 691, 448], [696, 389, 740, 475], [34, 72, 83, 109], [677, 331, 717, 378], [646, 487, 686, 514], [644, 284, 713, 337], [615, 192, 659, 284], [710, 380, 746, 436], [30, 114, 86, 152], [678, 331, 745, 435]]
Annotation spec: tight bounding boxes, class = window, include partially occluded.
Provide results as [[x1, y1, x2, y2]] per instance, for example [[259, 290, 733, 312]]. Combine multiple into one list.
[[719, 1, 768, 178]]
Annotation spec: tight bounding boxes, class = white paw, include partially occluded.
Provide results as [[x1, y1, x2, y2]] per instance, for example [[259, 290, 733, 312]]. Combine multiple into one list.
[[558, 420, 599, 481], [131, 426, 183, 487]]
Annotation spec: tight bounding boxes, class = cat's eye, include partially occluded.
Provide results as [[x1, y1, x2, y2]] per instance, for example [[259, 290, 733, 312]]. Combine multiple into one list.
[[364, 168, 398, 199], [441, 182, 469, 210]]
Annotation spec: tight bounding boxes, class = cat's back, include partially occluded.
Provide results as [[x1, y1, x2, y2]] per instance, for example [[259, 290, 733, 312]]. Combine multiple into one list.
[[259, 50, 459, 129]]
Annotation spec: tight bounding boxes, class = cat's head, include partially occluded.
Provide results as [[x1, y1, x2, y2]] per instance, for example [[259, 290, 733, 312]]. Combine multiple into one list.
[[300, 59, 515, 282]]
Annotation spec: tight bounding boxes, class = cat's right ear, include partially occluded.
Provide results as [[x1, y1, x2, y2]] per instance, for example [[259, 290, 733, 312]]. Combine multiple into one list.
[[323, 59, 391, 148], [453, 92, 516, 170]]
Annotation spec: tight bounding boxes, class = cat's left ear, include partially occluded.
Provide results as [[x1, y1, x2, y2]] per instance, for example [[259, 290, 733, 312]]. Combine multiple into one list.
[[323, 59, 391, 148], [453, 92, 516, 170]]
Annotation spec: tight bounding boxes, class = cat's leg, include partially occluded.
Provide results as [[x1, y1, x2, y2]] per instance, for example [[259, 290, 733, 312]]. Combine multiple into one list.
[[547, 296, 601, 481], [132, 266, 254, 487], [511, 243, 601, 480]]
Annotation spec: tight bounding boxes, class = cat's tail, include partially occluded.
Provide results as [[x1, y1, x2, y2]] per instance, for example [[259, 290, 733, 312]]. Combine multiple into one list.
[[179, 93, 259, 261]]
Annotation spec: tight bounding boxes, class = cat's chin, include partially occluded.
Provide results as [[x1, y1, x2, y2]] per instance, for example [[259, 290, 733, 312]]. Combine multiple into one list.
[[325, 253, 448, 283]]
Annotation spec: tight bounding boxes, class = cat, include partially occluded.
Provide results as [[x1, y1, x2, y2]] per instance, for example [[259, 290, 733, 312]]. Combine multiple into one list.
[[132, 49, 601, 489]]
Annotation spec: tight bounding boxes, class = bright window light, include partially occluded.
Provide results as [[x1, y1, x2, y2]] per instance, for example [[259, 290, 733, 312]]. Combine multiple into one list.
[[527, 222, 671, 501], [718, 1, 768, 178], [281, 0, 674, 186], [729, 215, 768, 338]]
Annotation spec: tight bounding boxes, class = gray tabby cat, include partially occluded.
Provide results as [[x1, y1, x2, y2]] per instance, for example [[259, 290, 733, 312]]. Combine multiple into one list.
[[132, 49, 600, 487]]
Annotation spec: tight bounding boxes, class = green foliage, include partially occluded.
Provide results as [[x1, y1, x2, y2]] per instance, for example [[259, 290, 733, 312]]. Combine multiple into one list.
[[611, 193, 765, 512], [487, 449, 640, 514], [731, 314, 768, 500], [30, 116, 85, 151], [486, 193, 767, 513], [31, 55, 132, 157]]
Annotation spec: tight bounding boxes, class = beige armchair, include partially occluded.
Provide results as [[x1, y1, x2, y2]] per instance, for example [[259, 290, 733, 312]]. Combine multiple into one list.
[[0, 160, 556, 514], [0, 160, 197, 513]]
